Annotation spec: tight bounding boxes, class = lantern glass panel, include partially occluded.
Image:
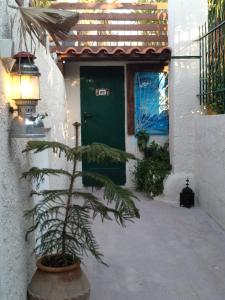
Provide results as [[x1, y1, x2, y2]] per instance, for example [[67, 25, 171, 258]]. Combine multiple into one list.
[[12, 75, 40, 100]]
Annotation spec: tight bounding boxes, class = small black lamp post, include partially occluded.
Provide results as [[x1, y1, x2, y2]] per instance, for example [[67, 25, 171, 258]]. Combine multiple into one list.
[[180, 178, 195, 208]]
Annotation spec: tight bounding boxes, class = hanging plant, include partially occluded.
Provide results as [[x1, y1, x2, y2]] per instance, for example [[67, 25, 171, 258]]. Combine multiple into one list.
[[135, 130, 150, 153], [30, 0, 51, 8], [208, 0, 225, 22], [134, 131, 171, 198]]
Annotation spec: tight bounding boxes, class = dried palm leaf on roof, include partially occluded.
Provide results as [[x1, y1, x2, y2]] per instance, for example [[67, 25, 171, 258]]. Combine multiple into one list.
[[18, 7, 79, 48], [30, 0, 51, 8]]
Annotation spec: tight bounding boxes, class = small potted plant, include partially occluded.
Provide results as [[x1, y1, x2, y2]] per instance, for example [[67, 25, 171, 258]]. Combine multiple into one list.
[[23, 123, 140, 300], [135, 130, 150, 153]]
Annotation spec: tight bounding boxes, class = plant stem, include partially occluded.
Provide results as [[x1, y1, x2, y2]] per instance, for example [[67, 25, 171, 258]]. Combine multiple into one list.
[[61, 123, 80, 258], [61, 159, 77, 257]]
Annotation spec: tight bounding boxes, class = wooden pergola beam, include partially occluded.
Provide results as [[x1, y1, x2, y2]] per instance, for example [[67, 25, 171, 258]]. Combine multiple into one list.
[[50, 2, 167, 11], [72, 24, 168, 32]]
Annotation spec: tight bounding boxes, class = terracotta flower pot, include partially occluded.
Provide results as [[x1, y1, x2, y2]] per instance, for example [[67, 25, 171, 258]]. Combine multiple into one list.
[[28, 257, 90, 300]]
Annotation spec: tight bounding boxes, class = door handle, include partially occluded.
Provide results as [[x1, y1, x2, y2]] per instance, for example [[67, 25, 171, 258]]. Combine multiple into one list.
[[83, 112, 93, 123]]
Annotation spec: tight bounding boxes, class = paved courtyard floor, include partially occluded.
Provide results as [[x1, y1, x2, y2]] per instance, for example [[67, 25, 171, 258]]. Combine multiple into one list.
[[83, 192, 225, 300]]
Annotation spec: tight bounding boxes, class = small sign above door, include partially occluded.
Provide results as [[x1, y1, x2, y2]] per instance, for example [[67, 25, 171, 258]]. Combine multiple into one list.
[[96, 88, 110, 96]]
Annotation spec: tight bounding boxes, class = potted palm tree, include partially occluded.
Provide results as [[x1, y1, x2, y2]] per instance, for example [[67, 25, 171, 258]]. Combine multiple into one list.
[[23, 123, 140, 300]]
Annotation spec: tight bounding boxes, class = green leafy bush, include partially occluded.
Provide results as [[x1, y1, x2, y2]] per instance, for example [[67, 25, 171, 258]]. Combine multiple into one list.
[[134, 136, 171, 198], [135, 130, 149, 152]]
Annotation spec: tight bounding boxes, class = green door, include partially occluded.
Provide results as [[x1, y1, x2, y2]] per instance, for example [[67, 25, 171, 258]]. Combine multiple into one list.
[[80, 66, 125, 185]]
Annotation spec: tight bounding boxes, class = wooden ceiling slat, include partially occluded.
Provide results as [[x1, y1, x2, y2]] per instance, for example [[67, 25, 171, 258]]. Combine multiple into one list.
[[78, 13, 167, 21], [73, 24, 168, 32], [50, 2, 167, 11]]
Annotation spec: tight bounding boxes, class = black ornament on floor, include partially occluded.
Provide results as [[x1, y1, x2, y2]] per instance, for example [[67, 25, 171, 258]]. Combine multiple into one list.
[[180, 178, 195, 208]]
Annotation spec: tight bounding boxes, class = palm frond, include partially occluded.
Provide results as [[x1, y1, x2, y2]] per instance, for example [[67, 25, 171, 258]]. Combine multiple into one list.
[[78, 143, 136, 163], [31, 189, 70, 198], [76, 172, 140, 225], [67, 204, 104, 264], [73, 191, 117, 221], [24, 190, 67, 221], [23, 141, 75, 161], [31, 0, 51, 8], [19, 7, 79, 48], [25, 204, 65, 240], [22, 167, 72, 189]]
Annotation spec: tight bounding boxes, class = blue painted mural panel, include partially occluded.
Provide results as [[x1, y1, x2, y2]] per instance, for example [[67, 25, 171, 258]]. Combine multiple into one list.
[[134, 72, 169, 135]]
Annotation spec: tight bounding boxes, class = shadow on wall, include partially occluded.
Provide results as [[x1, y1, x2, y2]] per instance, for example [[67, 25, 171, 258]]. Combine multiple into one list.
[[36, 50, 68, 144], [35, 50, 69, 189]]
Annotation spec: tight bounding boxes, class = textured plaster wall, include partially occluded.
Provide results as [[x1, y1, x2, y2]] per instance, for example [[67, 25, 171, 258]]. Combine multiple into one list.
[[0, 61, 36, 300], [0, 2, 67, 299], [0, 3, 34, 299], [195, 116, 225, 229], [35, 48, 68, 190], [64, 61, 168, 188], [164, 0, 208, 202]]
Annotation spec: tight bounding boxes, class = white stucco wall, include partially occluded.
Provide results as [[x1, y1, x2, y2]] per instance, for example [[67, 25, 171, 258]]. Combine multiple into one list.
[[0, 3, 67, 299], [0, 60, 36, 300], [195, 116, 225, 229], [0, 3, 33, 299], [35, 49, 68, 190], [164, 0, 208, 202]]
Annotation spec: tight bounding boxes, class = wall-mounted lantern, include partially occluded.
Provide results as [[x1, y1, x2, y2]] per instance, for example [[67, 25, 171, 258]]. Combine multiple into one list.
[[9, 51, 47, 138]]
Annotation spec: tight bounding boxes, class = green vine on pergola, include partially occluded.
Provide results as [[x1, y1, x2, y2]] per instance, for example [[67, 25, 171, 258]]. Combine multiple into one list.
[[208, 0, 225, 22]]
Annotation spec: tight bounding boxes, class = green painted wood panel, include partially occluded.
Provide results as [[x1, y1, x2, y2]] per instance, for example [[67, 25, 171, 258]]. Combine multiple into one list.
[[80, 66, 126, 185]]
